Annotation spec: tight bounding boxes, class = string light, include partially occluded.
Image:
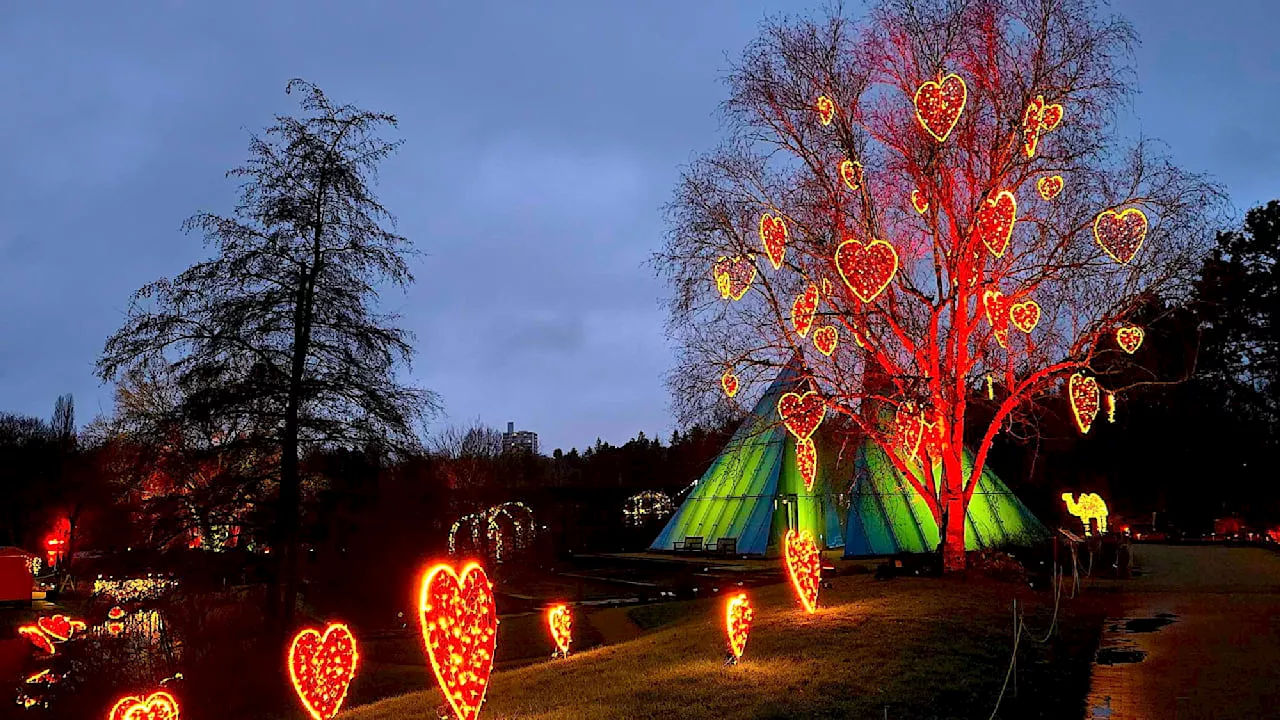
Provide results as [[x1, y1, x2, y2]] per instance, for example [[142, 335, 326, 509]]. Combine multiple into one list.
[[1061, 493, 1108, 536], [783, 529, 821, 614], [108, 691, 180, 720], [1068, 373, 1100, 434], [448, 503, 536, 563], [419, 561, 498, 720], [796, 436, 818, 492], [1021, 95, 1064, 158], [713, 256, 757, 301], [986, 375, 995, 400], [974, 191, 1017, 257], [623, 491, 676, 526], [983, 289, 1009, 349], [840, 159, 863, 191], [721, 370, 740, 398], [913, 72, 967, 142], [725, 593, 753, 662], [1093, 208, 1148, 264], [791, 284, 820, 338], [1009, 299, 1041, 333], [18, 626, 55, 655], [815, 95, 835, 125], [835, 235, 899, 303], [289, 623, 359, 720], [92, 576, 178, 603], [758, 214, 788, 270], [777, 391, 825, 441], [1106, 392, 1116, 423], [547, 605, 572, 657], [911, 189, 929, 214], [1037, 175, 1063, 200], [813, 325, 838, 356], [1116, 326, 1144, 354]]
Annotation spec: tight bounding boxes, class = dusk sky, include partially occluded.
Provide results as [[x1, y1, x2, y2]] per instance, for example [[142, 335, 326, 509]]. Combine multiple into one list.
[[1, 1, 1276, 454]]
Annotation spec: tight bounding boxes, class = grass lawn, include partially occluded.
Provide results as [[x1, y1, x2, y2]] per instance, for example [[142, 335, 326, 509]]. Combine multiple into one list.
[[340, 569, 1103, 720]]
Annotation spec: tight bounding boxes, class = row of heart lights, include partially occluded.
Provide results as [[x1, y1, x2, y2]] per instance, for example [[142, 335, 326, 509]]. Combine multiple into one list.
[[19, 614, 87, 655]]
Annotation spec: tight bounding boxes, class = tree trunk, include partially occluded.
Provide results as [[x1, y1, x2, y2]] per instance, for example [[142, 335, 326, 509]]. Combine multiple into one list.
[[939, 492, 967, 572]]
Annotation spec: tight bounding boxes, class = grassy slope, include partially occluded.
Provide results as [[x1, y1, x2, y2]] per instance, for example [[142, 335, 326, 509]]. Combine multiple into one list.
[[342, 572, 1100, 720]]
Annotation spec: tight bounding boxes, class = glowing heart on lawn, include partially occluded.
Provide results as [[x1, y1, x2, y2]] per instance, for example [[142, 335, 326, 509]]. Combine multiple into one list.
[[37, 615, 74, 641], [1022, 95, 1064, 157], [725, 593, 753, 660], [783, 529, 821, 614], [289, 623, 359, 720], [721, 370, 740, 398], [839, 159, 863, 191], [1116, 326, 1144, 354], [974, 190, 1017, 257], [983, 289, 1009, 349], [108, 606, 125, 621], [893, 405, 925, 461], [759, 213, 788, 270], [419, 562, 498, 720], [547, 604, 572, 655], [836, 236, 899, 303], [911, 189, 929, 214], [791, 284, 820, 337], [816, 95, 835, 125], [1037, 175, 1064, 201], [796, 436, 818, 491], [1009, 300, 1041, 333], [1093, 208, 1148, 264], [914, 73, 967, 142], [108, 691, 180, 720], [812, 325, 838, 356], [1068, 373, 1100, 435], [713, 256, 757, 301], [778, 391, 825, 441], [18, 626, 56, 655]]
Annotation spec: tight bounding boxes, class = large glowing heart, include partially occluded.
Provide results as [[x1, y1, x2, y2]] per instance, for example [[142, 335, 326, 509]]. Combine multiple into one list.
[[1037, 175, 1063, 201], [914, 73, 967, 142], [721, 370, 740, 398], [289, 623, 359, 720], [815, 95, 835, 126], [839, 159, 863, 191], [37, 615, 74, 641], [836, 236, 899, 303], [778, 391, 825, 441], [1068, 373, 1100, 435], [1009, 300, 1041, 333], [18, 626, 56, 655], [911, 189, 929, 214], [812, 325, 838, 356], [725, 593, 753, 660], [547, 604, 572, 655], [974, 191, 1017, 257], [108, 691, 180, 720], [758, 214, 788, 270], [796, 436, 818, 491], [419, 562, 498, 720], [791, 284, 820, 338], [713, 256, 757, 300], [1116, 326, 1144, 354], [893, 405, 924, 461], [1094, 208, 1147, 264], [783, 529, 821, 614], [983, 289, 1009, 349]]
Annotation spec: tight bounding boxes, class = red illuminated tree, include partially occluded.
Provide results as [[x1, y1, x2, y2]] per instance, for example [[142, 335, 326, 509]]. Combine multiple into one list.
[[657, 0, 1224, 570]]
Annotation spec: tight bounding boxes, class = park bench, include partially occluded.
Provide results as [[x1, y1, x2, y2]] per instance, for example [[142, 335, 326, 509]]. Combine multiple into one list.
[[714, 538, 737, 556], [674, 536, 703, 553]]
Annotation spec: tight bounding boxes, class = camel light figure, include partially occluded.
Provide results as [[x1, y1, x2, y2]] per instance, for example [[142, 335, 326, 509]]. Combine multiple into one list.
[[1062, 493, 1109, 536]]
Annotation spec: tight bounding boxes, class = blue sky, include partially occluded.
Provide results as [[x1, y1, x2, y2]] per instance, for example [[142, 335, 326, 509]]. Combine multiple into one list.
[[1, 1, 1276, 454]]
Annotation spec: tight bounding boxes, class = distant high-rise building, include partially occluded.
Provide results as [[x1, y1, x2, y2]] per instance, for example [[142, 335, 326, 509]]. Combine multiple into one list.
[[501, 421, 538, 455]]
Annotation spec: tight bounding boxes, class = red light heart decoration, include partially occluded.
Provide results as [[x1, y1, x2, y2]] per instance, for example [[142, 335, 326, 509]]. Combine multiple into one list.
[[778, 391, 825, 441], [791, 284, 820, 338], [18, 626, 56, 655], [108, 606, 125, 620], [419, 561, 498, 720], [836, 236, 899, 303], [547, 604, 572, 655], [721, 370, 740, 398], [911, 189, 929, 214], [983, 289, 1010, 349], [37, 615, 74, 641], [289, 623, 359, 720], [108, 691, 180, 720], [107, 621, 124, 636], [1094, 208, 1148, 264], [1116, 326, 1144, 354], [974, 191, 1017, 257], [783, 529, 821, 614], [839, 159, 863, 191], [758, 214, 788, 270], [1037, 175, 1064, 201], [796, 436, 818, 491], [1068, 373, 1100, 435], [1009, 300, 1041, 333], [712, 255, 757, 301], [725, 593, 753, 660], [812, 325, 838, 356], [1022, 95, 1064, 157], [914, 73, 967, 142], [893, 405, 925, 461], [815, 95, 835, 126]]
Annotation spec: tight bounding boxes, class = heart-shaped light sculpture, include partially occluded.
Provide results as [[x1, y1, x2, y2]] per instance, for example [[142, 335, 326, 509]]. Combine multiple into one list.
[[914, 73, 967, 142], [974, 191, 1017, 258], [721, 370, 740, 398], [1037, 175, 1064, 201], [1093, 208, 1148, 264], [812, 325, 838, 356], [778, 391, 825, 441], [288, 623, 359, 720], [783, 529, 821, 614], [836, 236, 899, 303], [791, 283, 820, 338], [725, 593, 753, 662], [1068, 373, 1100, 435], [1009, 300, 1041, 333], [759, 214, 788, 270], [107, 691, 180, 720], [815, 95, 835, 125], [547, 604, 572, 656], [1116, 326, 1144, 354], [419, 562, 498, 720]]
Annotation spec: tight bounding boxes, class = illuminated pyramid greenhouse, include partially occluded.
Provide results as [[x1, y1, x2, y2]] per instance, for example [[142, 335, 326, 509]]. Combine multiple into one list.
[[650, 359, 843, 557], [843, 438, 1049, 557]]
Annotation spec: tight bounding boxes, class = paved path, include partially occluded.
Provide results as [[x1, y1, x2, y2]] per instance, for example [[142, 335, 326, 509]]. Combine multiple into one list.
[[1085, 545, 1280, 720]]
